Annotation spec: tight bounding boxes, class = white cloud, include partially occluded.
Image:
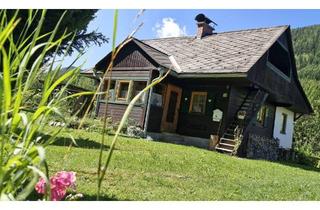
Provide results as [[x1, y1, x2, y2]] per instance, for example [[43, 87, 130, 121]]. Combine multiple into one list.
[[153, 17, 187, 38]]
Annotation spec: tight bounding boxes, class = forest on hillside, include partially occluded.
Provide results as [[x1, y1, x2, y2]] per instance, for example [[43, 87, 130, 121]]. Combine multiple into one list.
[[292, 25, 320, 80], [292, 24, 320, 165]]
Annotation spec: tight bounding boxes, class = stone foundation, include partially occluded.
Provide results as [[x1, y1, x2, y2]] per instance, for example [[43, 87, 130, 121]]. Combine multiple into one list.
[[127, 126, 145, 138], [246, 134, 279, 161]]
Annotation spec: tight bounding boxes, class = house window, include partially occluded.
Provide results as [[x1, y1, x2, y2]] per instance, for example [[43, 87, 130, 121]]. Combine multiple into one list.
[[131, 81, 147, 103], [189, 91, 207, 114], [151, 84, 166, 107], [102, 79, 116, 101], [116, 80, 131, 101], [268, 41, 291, 78], [257, 105, 268, 127], [280, 113, 288, 134]]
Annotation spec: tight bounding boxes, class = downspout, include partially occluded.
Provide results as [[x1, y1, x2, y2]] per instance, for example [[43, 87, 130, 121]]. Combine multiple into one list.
[[143, 67, 164, 136]]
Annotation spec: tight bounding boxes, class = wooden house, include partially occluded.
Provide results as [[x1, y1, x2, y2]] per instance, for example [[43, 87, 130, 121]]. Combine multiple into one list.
[[93, 14, 312, 157]]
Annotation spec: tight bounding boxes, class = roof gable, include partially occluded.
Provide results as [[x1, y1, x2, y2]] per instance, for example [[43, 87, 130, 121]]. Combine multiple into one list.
[[95, 40, 159, 70]]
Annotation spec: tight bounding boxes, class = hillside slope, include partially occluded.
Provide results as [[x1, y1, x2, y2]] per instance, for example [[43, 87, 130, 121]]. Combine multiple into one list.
[[43, 127, 320, 201]]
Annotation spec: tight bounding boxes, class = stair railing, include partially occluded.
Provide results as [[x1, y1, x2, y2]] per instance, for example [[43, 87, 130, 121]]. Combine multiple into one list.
[[243, 90, 269, 128], [234, 89, 269, 155]]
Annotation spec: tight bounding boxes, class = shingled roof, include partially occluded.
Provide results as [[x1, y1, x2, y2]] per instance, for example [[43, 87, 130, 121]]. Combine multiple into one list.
[[138, 25, 288, 74]]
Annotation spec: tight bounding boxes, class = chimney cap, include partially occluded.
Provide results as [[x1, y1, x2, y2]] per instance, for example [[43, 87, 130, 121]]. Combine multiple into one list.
[[195, 13, 217, 26]]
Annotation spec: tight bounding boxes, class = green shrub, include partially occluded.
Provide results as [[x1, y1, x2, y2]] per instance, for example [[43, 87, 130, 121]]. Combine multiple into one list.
[[294, 79, 320, 163], [294, 149, 320, 168], [111, 118, 139, 134], [65, 116, 112, 133]]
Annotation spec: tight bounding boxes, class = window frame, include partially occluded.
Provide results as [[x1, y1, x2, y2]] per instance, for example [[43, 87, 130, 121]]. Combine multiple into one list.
[[188, 91, 207, 114], [101, 79, 116, 101], [131, 80, 148, 104], [151, 83, 166, 107], [116, 80, 132, 102], [256, 105, 268, 127], [280, 113, 288, 134]]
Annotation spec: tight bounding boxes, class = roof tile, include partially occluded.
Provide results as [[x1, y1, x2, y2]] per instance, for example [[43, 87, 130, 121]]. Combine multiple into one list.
[[139, 25, 288, 74]]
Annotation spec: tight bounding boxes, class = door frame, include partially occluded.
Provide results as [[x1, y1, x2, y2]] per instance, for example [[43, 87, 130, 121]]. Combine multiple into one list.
[[161, 84, 182, 133]]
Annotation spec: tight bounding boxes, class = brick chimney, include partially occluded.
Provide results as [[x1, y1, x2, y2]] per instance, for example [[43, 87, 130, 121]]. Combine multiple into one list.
[[195, 13, 216, 39]]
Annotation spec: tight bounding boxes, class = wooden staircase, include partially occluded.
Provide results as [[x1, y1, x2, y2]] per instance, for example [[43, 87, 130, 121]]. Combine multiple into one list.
[[215, 89, 269, 155]]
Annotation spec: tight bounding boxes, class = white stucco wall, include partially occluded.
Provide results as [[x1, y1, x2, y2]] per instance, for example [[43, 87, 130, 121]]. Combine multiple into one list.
[[273, 107, 294, 149]]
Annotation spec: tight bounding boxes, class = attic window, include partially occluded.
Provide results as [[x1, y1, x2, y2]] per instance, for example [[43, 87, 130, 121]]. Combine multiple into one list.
[[268, 41, 291, 78]]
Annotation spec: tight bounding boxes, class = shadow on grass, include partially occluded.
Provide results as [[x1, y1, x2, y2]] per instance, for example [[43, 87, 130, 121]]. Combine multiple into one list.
[[42, 134, 111, 150], [27, 191, 122, 201], [80, 193, 123, 201], [276, 160, 320, 173]]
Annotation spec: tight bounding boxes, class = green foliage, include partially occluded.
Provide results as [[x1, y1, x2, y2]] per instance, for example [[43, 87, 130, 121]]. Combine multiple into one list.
[[72, 75, 97, 91], [293, 79, 320, 159], [64, 116, 112, 134], [297, 64, 320, 80], [4, 9, 108, 65], [292, 24, 320, 74], [0, 10, 92, 200], [291, 25, 320, 162]]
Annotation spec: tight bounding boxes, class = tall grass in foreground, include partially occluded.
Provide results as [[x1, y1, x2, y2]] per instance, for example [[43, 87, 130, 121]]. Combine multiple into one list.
[[0, 10, 93, 200], [1, 9, 168, 201]]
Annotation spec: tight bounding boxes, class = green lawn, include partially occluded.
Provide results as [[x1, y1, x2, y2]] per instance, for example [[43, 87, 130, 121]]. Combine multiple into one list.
[[44, 127, 320, 201]]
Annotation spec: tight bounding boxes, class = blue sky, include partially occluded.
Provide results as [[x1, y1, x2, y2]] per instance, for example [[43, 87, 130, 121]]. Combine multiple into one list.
[[62, 9, 320, 69]]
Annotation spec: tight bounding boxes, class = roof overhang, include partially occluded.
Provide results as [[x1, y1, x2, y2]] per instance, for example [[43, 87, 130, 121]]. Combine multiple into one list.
[[167, 70, 247, 78]]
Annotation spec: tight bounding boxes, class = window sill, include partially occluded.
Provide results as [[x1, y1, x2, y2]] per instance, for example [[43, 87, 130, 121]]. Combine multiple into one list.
[[99, 100, 145, 107], [188, 112, 206, 116]]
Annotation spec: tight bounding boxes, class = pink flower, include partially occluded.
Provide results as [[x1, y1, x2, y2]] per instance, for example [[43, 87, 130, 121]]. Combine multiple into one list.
[[35, 171, 77, 201], [55, 171, 76, 188], [35, 178, 46, 194]]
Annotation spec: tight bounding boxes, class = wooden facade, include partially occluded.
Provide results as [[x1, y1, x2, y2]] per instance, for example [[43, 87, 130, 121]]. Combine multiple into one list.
[[94, 25, 312, 157], [95, 41, 154, 128]]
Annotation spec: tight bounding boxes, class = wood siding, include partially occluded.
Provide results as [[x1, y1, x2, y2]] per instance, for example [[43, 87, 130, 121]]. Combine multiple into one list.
[[97, 102, 145, 127], [248, 52, 310, 114], [113, 48, 154, 68], [177, 84, 230, 138], [226, 86, 249, 126], [95, 41, 157, 71], [147, 106, 163, 132], [146, 76, 250, 138], [104, 70, 150, 80], [248, 102, 276, 138], [247, 29, 312, 114], [95, 41, 158, 129]]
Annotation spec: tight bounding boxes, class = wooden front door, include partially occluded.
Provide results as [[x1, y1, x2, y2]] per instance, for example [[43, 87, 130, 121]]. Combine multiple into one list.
[[161, 84, 182, 133]]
